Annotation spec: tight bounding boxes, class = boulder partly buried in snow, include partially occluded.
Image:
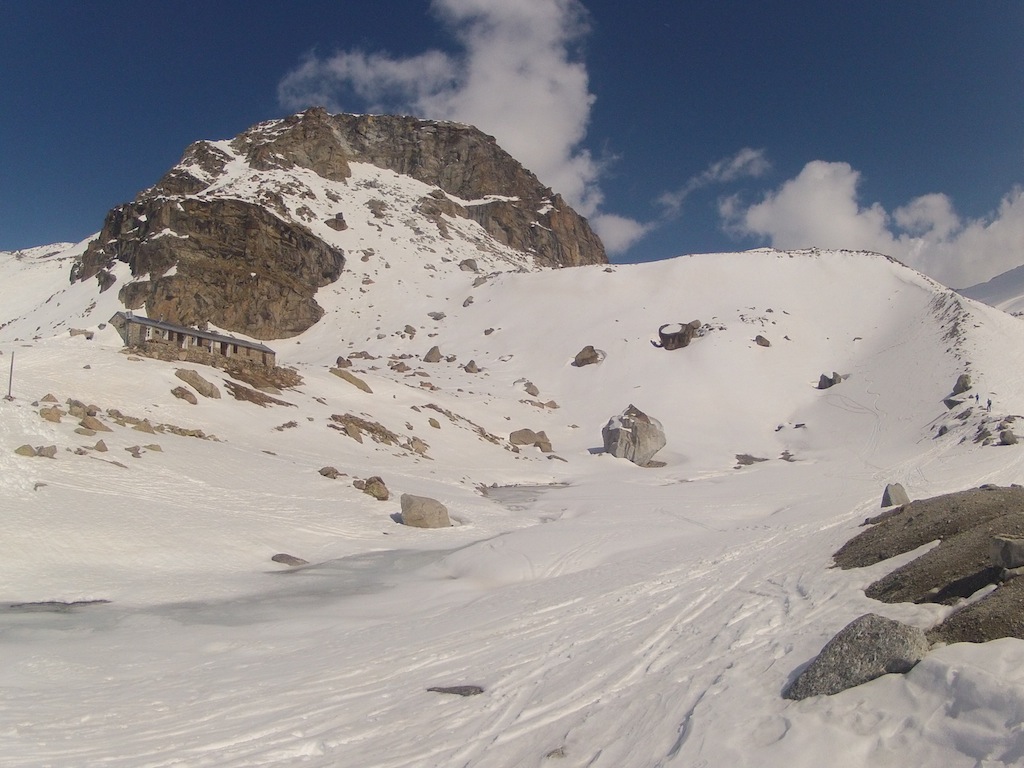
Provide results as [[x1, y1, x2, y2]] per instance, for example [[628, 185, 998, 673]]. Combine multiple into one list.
[[783, 613, 929, 700], [400, 494, 451, 528], [602, 404, 666, 466]]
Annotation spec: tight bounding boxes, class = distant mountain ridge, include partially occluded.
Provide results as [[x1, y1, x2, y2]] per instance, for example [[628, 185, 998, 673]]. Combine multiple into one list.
[[959, 263, 1024, 315], [70, 108, 606, 339]]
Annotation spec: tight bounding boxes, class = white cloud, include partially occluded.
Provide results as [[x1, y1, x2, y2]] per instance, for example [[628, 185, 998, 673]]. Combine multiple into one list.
[[658, 148, 769, 216], [591, 213, 655, 253], [278, 0, 654, 250], [721, 160, 1024, 288]]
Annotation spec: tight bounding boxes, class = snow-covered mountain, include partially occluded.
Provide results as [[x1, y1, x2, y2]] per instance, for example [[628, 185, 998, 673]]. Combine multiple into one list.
[[3, 114, 1024, 767], [959, 262, 1024, 315]]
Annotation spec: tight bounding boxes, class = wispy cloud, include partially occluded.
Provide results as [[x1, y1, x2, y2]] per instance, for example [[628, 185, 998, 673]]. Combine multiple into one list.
[[278, 0, 654, 254], [720, 160, 1024, 288], [657, 148, 770, 217]]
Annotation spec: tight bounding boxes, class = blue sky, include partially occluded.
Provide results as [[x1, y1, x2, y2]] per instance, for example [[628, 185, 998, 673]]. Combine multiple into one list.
[[2, 1, 1021, 287]]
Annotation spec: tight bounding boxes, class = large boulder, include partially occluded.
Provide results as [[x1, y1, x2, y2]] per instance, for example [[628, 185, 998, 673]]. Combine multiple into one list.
[[784, 614, 930, 700], [509, 428, 553, 453], [400, 494, 451, 528], [881, 482, 910, 508], [602, 404, 666, 466]]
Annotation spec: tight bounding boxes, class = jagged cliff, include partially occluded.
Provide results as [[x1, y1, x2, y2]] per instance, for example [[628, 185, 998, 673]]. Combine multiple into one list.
[[73, 108, 606, 339]]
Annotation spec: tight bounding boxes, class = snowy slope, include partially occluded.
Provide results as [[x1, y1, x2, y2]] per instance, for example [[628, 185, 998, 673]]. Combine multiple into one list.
[[960, 261, 1024, 315], [3, 242, 1024, 767]]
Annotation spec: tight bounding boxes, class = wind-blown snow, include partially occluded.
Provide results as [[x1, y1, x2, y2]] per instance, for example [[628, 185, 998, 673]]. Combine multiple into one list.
[[3, 233, 1024, 766]]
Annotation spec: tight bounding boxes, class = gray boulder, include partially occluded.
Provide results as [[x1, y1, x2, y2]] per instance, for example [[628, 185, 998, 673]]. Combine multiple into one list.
[[817, 371, 842, 390], [990, 536, 1024, 569], [175, 368, 221, 399], [784, 614, 929, 700], [952, 373, 972, 395], [602, 404, 666, 466], [423, 346, 443, 363], [509, 428, 553, 453], [572, 345, 601, 367], [400, 494, 451, 528], [1000, 430, 1018, 446], [881, 482, 910, 508]]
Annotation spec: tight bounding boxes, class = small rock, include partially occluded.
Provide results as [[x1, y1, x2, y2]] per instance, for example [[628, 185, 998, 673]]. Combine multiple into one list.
[[952, 373, 972, 395], [93, 440, 108, 452], [80, 414, 112, 432], [428, 417, 441, 429], [172, 386, 198, 404], [459, 258, 479, 273], [464, 360, 480, 374], [14, 444, 37, 457], [144, 444, 162, 452], [362, 476, 389, 501], [335, 356, 353, 368], [463, 296, 474, 307], [175, 368, 221, 399], [427, 684, 483, 696], [428, 311, 446, 321], [331, 368, 373, 393], [572, 345, 601, 367], [991, 536, 1024, 569], [74, 427, 97, 437], [1000, 430, 1018, 446], [39, 406, 63, 423], [133, 420, 157, 434], [319, 466, 341, 479], [423, 346, 443, 363], [40, 393, 59, 403], [271, 553, 309, 567], [755, 335, 771, 347], [524, 381, 540, 397], [37, 445, 58, 459]]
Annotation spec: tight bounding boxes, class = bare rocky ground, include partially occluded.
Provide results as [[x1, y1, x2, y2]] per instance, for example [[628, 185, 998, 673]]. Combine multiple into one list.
[[833, 484, 1024, 643]]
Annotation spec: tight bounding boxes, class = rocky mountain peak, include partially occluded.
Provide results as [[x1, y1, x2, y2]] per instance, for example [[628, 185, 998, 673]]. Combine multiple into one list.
[[72, 108, 605, 340]]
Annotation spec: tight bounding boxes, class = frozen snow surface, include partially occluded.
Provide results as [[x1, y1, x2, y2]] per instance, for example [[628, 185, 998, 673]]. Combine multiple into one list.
[[4, 234, 1024, 767]]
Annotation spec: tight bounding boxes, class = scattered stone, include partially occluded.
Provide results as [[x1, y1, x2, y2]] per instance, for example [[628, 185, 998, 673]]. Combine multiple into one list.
[[1000, 430, 1018, 446], [602, 404, 666, 466], [400, 494, 451, 528], [94, 440, 108, 452], [74, 427, 97, 437], [14, 444, 37, 457], [524, 381, 540, 397], [319, 466, 341, 479], [427, 684, 482, 696], [952, 373, 972, 395], [459, 258, 479, 272], [172, 386, 198, 404], [36, 445, 58, 459], [125, 445, 143, 458], [818, 371, 842, 390], [80, 414, 112, 432], [755, 334, 771, 347], [429, 417, 441, 429], [735, 454, 769, 467], [572, 345, 601, 367], [335, 355, 353, 368], [40, 393, 59, 403], [464, 360, 480, 374], [39, 406, 63, 423], [69, 328, 94, 340], [33, 482, 47, 491], [483, 327, 495, 335], [509, 428, 553, 453], [654, 321, 701, 350], [331, 368, 373, 393], [463, 296, 474, 307], [133, 420, 157, 434], [144, 444, 162, 452], [428, 311, 446, 321], [362, 476, 390, 501], [881, 482, 910, 508], [175, 368, 221, 399], [783, 614, 929, 700], [271, 553, 309, 567], [423, 346, 443, 363], [473, 275, 488, 287]]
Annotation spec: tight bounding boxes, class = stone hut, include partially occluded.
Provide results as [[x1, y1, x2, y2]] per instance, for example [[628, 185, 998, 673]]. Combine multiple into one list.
[[109, 312, 277, 367]]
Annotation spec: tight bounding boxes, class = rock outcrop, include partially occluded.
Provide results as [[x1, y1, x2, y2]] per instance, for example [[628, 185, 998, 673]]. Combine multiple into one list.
[[71, 108, 605, 341]]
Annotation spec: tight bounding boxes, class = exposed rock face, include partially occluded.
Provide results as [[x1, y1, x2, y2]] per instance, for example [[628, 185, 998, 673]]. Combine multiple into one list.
[[75, 197, 344, 340], [602, 404, 666, 466], [784, 614, 929, 700], [71, 107, 604, 341]]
